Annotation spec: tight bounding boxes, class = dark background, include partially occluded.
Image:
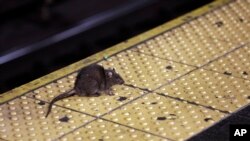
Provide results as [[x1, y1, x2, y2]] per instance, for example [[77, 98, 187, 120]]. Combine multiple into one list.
[[0, 0, 213, 94]]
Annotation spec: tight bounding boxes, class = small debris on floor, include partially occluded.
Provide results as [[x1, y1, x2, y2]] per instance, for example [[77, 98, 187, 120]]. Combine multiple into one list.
[[243, 71, 248, 75], [166, 65, 173, 70], [59, 116, 70, 122], [38, 101, 46, 105], [223, 71, 232, 76], [204, 118, 213, 122], [215, 21, 224, 27], [117, 96, 127, 101], [157, 117, 166, 120]]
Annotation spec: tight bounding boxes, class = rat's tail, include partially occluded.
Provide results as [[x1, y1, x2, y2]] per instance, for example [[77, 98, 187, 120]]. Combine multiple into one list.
[[45, 89, 75, 118]]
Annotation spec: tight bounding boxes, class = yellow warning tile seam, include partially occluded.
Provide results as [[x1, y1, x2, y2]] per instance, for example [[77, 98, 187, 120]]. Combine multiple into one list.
[[59, 116, 174, 141], [203, 68, 250, 81], [0, 0, 232, 104], [202, 45, 250, 81], [198, 42, 250, 74], [155, 92, 230, 114], [132, 50, 199, 68]]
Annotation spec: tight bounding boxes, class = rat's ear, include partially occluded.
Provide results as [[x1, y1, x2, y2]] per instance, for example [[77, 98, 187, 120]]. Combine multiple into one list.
[[113, 68, 116, 72], [108, 71, 113, 78]]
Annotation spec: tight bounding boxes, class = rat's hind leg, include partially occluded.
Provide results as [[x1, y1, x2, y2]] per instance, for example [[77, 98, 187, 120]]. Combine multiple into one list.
[[85, 80, 101, 97], [91, 92, 101, 97]]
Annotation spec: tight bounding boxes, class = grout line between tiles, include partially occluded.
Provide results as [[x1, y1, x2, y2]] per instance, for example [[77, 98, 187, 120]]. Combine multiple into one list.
[[156, 92, 230, 114], [198, 42, 249, 68], [55, 118, 99, 141], [202, 68, 250, 81], [131, 49, 199, 68], [99, 117, 175, 141]]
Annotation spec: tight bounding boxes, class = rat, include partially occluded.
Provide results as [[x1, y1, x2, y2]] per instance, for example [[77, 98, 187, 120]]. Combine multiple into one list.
[[45, 64, 125, 117]]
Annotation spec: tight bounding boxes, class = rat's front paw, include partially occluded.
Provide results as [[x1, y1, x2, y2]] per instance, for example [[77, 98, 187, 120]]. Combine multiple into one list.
[[106, 90, 114, 96], [108, 93, 114, 96]]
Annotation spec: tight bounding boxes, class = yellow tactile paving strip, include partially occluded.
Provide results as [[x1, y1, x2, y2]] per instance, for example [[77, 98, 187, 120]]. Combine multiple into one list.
[[1, 0, 250, 141]]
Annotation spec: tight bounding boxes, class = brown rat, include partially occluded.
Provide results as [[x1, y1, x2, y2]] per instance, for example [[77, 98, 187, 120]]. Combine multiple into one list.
[[45, 64, 124, 117]]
